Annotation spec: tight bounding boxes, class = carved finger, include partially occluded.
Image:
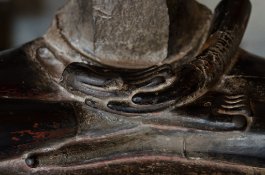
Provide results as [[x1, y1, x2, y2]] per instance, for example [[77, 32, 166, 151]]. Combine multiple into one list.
[[132, 65, 203, 106], [63, 63, 123, 88], [124, 64, 173, 81], [130, 0, 251, 108], [106, 101, 174, 114], [126, 68, 173, 86]]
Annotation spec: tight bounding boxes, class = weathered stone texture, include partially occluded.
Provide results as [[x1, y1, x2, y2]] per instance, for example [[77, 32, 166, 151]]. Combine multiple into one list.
[[58, 0, 169, 68]]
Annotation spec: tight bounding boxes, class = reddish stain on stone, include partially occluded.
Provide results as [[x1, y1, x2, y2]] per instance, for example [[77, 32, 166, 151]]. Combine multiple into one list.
[[12, 130, 48, 140]]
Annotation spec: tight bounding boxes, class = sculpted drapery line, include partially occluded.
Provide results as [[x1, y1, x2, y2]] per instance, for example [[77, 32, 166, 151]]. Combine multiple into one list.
[[1, 0, 265, 174]]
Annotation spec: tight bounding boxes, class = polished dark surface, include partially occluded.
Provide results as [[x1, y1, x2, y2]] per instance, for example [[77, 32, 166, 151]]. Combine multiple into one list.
[[0, 99, 77, 160], [1, 0, 265, 174]]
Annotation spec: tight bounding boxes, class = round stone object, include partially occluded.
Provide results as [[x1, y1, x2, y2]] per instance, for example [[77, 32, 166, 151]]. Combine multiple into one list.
[[55, 0, 212, 68]]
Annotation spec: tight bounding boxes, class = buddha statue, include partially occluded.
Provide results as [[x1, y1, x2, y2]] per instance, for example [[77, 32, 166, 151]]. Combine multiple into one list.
[[1, 0, 265, 174]]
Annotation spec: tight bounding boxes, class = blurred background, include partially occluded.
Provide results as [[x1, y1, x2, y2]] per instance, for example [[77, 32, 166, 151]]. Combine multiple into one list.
[[0, 0, 65, 50], [0, 0, 264, 58]]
